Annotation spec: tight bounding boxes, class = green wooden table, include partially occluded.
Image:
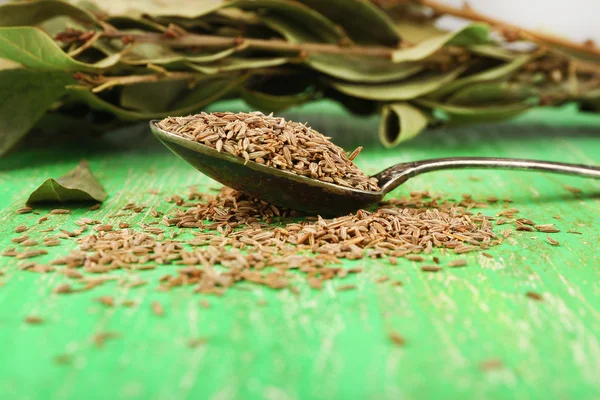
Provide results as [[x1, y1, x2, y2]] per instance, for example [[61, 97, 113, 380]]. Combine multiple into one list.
[[1, 101, 599, 400]]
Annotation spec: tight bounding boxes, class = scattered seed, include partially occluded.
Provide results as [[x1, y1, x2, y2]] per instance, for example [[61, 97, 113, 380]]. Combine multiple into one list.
[[563, 185, 582, 194], [93, 331, 119, 347], [187, 338, 207, 348], [90, 204, 101, 211], [16, 207, 33, 214], [546, 236, 559, 246], [448, 259, 467, 268], [481, 252, 493, 259], [421, 265, 442, 272], [525, 291, 543, 301], [14, 225, 28, 233], [567, 230, 582, 235], [11, 235, 29, 243], [151, 301, 164, 316], [337, 284, 356, 291], [50, 209, 70, 215], [479, 358, 503, 371], [388, 331, 406, 346], [95, 296, 115, 307], [24, 315, 44, 324]]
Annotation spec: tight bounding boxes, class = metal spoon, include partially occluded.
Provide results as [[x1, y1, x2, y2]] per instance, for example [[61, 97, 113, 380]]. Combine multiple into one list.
[[150, 120, 600, 217]]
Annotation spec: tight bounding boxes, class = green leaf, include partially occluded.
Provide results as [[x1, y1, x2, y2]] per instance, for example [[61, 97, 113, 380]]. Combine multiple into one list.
[[240, 86, 316, 113], [0, 0, 98, 27], [295, 0, 401, 45], [429, 54, 534, 99], [120, 80, 189, 113], [416, 98, 533, 123], [0, 27, 120, 72], [468, 44, 523, 60], [379, 102, 429, 147], [122, 43, 240, 66], [260, 14, 420, 83], [68, 74, 247, 120], [72, 0, 227, 18], [391, 24, 489, 63], [185, 57, 292, 74], [26, 160, 107, 205], [307, 54, 423, 83], [230, 0, 346, 44], [328, 64, 468, 101], [0, 69, 75, 157], [446, 82, 539, 106]]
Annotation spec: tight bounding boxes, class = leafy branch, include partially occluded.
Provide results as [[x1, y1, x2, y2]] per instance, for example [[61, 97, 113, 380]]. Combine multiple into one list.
[[0, 0, 598, 158]]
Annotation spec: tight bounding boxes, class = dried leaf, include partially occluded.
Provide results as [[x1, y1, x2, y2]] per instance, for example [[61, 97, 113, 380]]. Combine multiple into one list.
[[0, 27, 120, 72], [26, 160, 107, 204], [329, 64, 468, 101], [296, 0, 401, 45], [0, 0, 98, 27], [391, 24, 489, 63], [379, 102, 429, 147], [0, 69, 74, 156]]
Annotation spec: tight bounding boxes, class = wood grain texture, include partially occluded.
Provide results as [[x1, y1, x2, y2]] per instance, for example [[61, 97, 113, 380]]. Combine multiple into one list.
[[0, 101, 599, 400]]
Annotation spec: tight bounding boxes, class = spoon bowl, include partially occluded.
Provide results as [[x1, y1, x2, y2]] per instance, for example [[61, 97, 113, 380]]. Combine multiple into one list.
[[150, 120, 381, 216], [151, 120, 600, 217]]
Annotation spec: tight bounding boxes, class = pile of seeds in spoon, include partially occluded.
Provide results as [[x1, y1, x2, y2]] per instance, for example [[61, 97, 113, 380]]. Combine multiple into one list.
[[157, 111, 380, 192]]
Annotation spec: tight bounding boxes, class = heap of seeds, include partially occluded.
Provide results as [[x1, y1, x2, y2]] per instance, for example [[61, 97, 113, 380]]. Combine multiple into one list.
[[157, 112, 380, 191], [3, 187, 550, 295]]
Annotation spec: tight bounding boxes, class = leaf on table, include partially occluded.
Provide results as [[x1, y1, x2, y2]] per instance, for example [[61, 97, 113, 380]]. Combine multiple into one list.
[[0, 69, 75, 157], [428, 54, 534, 99], [391, 23, 489, 63], [0, 27, 120, 72], [379, 102, 429, 148], [0, 0, 98, 27], [27, 160, 107, 204], [328, 64, 468, 101], [296, 0, 401, 45]]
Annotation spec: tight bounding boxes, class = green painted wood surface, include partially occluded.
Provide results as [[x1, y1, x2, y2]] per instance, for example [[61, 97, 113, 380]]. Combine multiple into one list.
[[0, 101, 599, 400]]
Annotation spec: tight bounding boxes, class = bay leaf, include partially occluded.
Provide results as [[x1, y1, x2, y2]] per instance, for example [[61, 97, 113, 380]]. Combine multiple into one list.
[[68, 74, 247, 120], [296, 0, 401, 45], [120, 80, 189, 113], [416, 98, 533, 123], [240, 86, 315, 113], [122, 43, 239, 65], [0, 0, 98, 27], [0, 27, 120, 72], [70, 0, 226, 19], [379, 102, 429, 147], [392, 24, 489, 63], [429, 54, 534, 99], [185, 57, 292, 74], [26, 160, 107, 204], [230, 0, 346, 44], [329, 64, 468, 101], [260, 15, 422, 83], [445, 82, 539, 106], [0, 69, 75, 157]]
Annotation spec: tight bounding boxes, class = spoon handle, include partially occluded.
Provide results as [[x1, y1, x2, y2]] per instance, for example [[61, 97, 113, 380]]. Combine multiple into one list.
[[375, 157, 600, 193]]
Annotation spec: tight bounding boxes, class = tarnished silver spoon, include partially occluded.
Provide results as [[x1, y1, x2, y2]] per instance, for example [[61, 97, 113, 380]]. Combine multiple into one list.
[[150, 120, 600, 217]]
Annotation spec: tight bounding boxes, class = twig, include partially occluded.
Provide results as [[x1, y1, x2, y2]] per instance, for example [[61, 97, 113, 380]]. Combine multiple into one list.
[[417, 0, 600, 58], [102, 31, 398, 57]]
